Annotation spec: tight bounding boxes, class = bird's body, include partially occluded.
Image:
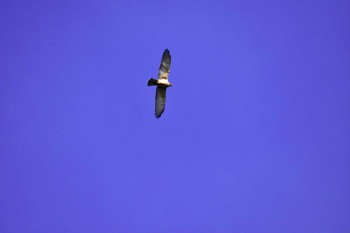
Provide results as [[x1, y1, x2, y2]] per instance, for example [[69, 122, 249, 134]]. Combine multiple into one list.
[[147, 49, 173, 118]]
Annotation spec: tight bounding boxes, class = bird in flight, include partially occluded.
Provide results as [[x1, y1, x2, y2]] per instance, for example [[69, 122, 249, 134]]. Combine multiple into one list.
[[147, 49, 173, 118]]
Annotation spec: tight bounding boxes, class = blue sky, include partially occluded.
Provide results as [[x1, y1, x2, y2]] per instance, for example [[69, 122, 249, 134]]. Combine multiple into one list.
[[1, 0, 349, 232]]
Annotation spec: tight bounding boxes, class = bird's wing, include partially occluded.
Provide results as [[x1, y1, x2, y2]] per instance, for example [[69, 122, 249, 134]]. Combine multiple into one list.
[[158, 49, 171, 80], [155, 87, 166, 118]]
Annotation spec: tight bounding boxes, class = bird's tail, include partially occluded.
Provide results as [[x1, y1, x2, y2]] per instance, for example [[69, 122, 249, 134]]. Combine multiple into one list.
[[148, 78, 158, 86]]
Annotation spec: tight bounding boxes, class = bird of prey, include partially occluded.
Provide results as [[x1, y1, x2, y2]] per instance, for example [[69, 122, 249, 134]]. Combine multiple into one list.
[[147, 49, 173, 118]]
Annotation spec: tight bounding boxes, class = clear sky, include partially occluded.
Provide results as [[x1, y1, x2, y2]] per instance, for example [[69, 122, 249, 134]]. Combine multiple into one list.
[[1, 0, 349, 232]]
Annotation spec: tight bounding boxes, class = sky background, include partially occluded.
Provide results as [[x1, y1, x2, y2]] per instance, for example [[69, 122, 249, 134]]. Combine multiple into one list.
[[1, 0, 349, 232]]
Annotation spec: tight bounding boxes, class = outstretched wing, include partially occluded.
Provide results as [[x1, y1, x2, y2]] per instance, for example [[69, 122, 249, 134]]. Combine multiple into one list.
[[155, 87, 166, 118], [158, 49, 171, 80]]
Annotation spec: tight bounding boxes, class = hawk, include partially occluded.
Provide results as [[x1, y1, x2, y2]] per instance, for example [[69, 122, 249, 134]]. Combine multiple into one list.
[[147, 49, 173, 118]]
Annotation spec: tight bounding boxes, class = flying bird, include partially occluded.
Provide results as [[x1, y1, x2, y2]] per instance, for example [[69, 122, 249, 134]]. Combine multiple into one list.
[[148, 49, 173, 118]]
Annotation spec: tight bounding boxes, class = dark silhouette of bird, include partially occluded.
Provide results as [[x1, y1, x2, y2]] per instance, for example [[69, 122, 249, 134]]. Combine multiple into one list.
[[147, 49, 173, 118]]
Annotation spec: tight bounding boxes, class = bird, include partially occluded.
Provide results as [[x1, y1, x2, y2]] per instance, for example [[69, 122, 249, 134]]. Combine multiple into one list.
[[147, 49, 173, 118]]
